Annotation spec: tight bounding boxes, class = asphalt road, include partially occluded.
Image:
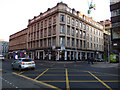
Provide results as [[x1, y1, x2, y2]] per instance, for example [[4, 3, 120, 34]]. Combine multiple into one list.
[[1, 59, 120, 90]]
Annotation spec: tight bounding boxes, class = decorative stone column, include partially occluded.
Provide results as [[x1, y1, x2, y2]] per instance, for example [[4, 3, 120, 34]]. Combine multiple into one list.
[[65, 50, 67, 60]]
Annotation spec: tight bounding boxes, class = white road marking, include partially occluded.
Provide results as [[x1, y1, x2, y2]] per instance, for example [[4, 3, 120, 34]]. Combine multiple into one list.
[[0, 76, 19, 88]]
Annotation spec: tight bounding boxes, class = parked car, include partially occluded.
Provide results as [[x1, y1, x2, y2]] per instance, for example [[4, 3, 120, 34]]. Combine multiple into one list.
[[11, 58, 35, 71], [0, 55, 5, 61], [94, 58, 104, 62]]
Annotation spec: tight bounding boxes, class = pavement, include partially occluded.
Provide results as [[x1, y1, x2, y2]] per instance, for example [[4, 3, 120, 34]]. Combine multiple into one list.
[[91, 62, 120, 68], [34, 60, 120, 68]]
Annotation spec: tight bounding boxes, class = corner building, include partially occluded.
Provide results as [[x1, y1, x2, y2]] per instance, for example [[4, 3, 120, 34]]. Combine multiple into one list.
[[27, 2, 104, 60]]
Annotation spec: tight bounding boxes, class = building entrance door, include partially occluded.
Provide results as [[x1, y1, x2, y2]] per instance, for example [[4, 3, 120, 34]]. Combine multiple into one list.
[[67, 51, 70, 60], [40, 52, 43, 60], [78, 52, 80, 60], [82, 52, 85, 60]]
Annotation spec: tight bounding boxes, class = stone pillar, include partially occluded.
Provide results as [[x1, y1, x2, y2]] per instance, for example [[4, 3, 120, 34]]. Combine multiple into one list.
[[80, 52, 82, 60], [38, 51, 40, 59], [73, 51, 75, 60], [43, 51, 45, 60], [49, 53, 51, 60], [69, 51, 71, 60], [76, 51, 78, 60], [93, 52, 95, 58], [57, 51, 59, 60], [85, 52, 87, 60], [65, 50, 67, 60]]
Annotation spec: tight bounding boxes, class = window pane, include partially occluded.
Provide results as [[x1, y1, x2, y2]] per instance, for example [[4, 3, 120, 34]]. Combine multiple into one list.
[[60, 25, 64, 34], [80, 30, 82, 38], [76, 29, 78, 37], [80, 40, 82, 48], [72, 19, 74, 25], [72, 39, 74, 46], [72, 27, 74, 36], [76, 39, 79, 47], [67, 16, 70, 23], [67, 26, 70, 35], [60, 15, 64, 22], [67, 38, 70, 47], [83, 32, 86, 39], [60, 37, 65, 46]]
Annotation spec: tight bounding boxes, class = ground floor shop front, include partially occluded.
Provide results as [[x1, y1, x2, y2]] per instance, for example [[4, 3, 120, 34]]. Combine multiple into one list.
[[29, 49, 103, 61]]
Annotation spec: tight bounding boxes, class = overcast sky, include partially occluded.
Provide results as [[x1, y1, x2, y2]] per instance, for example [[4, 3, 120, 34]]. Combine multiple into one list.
[[0, 0, 111, 41]]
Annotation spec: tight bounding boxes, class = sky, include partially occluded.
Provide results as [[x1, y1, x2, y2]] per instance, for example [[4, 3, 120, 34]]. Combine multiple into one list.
[[0, 0, 111, 41]]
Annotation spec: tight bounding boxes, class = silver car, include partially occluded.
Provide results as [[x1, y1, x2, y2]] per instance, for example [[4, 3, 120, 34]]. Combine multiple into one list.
[[11, 58, 35, 71]]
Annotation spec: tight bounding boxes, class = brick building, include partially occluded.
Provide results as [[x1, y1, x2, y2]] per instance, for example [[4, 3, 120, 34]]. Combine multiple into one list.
[[9, 28, 28, 59]]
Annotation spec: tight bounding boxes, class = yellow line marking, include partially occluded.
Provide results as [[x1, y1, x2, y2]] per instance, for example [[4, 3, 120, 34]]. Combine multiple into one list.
[[41, 80, 120, 82], [22, 73, 120, 77], [65, 68, 70, 90], [12, 72, 61, 90], [18, 71, 25, 75], [43, 74, 91, 76], [88, 71, 113, 90], [43, 80, 66, 82], [50, 68, 65, 69], [104, 80, 120, 82], [93, 72, 120, 76], [34, 68, 49, 80]]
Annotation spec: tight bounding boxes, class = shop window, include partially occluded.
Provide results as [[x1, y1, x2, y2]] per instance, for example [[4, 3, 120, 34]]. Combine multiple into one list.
[[72, 38, 74, 47]]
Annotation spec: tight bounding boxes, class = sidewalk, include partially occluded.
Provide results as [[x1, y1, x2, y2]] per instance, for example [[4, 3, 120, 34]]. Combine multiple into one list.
[[91, 62, 120, 68], [35, 60, 120, 68]]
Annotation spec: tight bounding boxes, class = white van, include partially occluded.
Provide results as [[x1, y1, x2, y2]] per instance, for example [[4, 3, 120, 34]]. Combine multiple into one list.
[[0, 55, 5, 61]]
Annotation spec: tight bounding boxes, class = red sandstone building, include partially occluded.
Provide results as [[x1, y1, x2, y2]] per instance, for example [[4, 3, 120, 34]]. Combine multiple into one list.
[[9, 28, 28, 59], [9, 2, 104, 60]]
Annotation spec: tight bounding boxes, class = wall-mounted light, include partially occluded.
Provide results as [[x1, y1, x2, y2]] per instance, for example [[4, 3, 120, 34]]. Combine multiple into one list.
[[113, 43, 117, 46]]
